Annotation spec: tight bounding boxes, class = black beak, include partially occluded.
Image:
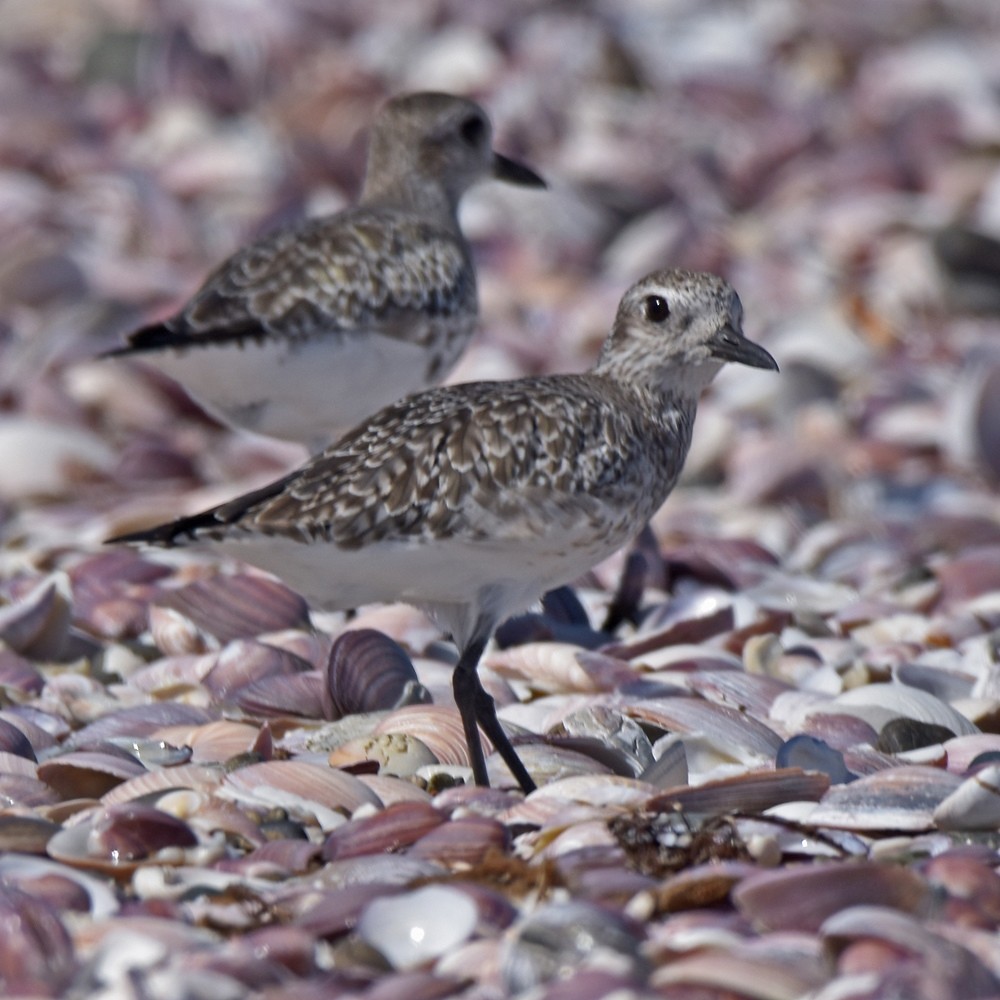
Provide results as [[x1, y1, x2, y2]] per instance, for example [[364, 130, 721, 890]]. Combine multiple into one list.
[[709, 324, 779, 371], [493, 152, 546, 189]]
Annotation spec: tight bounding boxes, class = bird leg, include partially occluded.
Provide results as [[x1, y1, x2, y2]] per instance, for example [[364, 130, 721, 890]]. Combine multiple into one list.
[[452, 636, 536, 794]]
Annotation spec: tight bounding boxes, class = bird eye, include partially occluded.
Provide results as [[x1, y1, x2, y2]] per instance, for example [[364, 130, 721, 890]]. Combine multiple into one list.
[[644, 295, 670, 323], [459, 115, 487, 146]]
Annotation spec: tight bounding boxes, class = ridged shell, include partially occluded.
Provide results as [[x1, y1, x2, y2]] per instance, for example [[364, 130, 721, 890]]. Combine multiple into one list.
[[733, 861, 931, 932], [933, 763, 1000, 830], [152, 571, 310, 644], [322, 801, 444, 861], [823, 683, 979, 737], [37, 750, 147, 800], [328, 732, 439, 776], [203, 639, 312, 699], [647, 768, 830, 816], [484, 642, 632, 694], [0, 883, 76, 994], [0, 578, 71, 660], [407, 814, 509, 865], [100, 764, 223, 806], [324, 629, 430, 719], [374, 706, 472, 766]]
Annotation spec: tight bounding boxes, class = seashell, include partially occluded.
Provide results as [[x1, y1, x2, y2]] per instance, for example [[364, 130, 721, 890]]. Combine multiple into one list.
[[624, 696, 783, 765], [0, 773, 61, 808], [820, 905, 1000, 995], [203, 639, 312, 700], [775, 735, 853, 784], [126, 652, 216, 695], [230, 671, 325, 717], [819, 683, 979, 737], [219, 761, 382, 830], [806, 765, 963, 831], [66, 703, 213, 749], [153, 720, 263, 764], [484, 642, 632, 694], [0, 854, 119, 920], [649, 938, 827, 996], [87, 803, 199, 861], [328, 732, 439, 776], [0, 883, 76, 995], [147, 605, 214, 656], [0, 577, 72, 660], [407, 814, 509, 865], [152, 571, 310, 644], [933, 763, 1000, 830], [324, 629, 430, 720], [796, 711, 879, 751], [0, 815, 61, 854], [0, 649, 44, 695], [639, 740, 689, 788], [36, 750, 147, 800], [877, 717, 956, 754], [355, 774, 435, 807], [374, 706, 473, 767], [647, 768, 830, 816], [357, 885, 478, 970], [556, 705, 655, 775], [0, 717, 36, 760], [942, 734, 1000, 773], [687, 669, 794, 718], [100, 764, 224, 806], [733, 861, 931, 933], [500, 900, 649, 994], [321, 801, 444, 862]]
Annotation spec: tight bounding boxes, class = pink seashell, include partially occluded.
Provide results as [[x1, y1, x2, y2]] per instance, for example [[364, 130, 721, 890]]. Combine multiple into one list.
[[0, 649, 44, 695], [220, 760, 382, 824], [647, 768, 830, 816], [147, 604, 214, 656], [87, 803, 199, 860], [153, 720, 262, 764], [374, 706, 474, 767], [321, 801, 445, 862], [152, 572, 310, 644], [485, 642, 631, 693], [100, 764, 224, 806], [0, 773, 60, 808], [407, 814, 509, 865], [203, 639, 312, 700], [734, 861, 931, 933]]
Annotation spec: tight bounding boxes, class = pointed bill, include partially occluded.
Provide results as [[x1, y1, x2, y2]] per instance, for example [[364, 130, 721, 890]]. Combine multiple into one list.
[[492, 152, 546, 188], [709, 325, 778, 371]]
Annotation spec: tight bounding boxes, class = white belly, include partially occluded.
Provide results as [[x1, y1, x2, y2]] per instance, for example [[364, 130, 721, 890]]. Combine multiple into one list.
[[145, 330, 450, 448]]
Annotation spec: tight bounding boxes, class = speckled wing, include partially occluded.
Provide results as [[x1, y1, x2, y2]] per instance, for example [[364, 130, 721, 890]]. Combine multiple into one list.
[[115, 209, 476, 353], [225, 377, 683, 549]]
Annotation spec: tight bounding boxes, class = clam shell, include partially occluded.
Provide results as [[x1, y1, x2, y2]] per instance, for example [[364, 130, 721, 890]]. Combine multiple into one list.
[[321, 801, 444, 862], [219, 761, 382, 829], [407, 814, 509, 865], [327, 732, 439, 776], [647, 768, 831, 816], [733, 862, 931, 933], [933, 763, 1000, 830], [324, 629, 430, 719], [36, 750, 147, 800], [0, 883, 76, 994], [374, 706, 473, 766], [0, 577, 72, 660], [823, 683, 979, 737], [806, 765, 963, 831], [484, 642, 632, 693], [152, 571, 310, 644]]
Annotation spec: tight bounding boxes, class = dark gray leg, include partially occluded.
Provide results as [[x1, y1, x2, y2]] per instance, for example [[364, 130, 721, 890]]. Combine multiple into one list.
[[452, 635, 536, 794]]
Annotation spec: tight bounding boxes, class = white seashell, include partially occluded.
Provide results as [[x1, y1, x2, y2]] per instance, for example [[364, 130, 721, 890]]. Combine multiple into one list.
[[822, 683, 979, 736], [484, 642, 630, 693], [328, 732, 438, 776], [357, 885, 478, 969], [933, 763, 1000, 830]]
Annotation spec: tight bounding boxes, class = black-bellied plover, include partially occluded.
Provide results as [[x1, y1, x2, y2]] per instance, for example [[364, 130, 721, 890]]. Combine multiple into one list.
[[105, 92, 545, 447], [110, 269, 778, 793]]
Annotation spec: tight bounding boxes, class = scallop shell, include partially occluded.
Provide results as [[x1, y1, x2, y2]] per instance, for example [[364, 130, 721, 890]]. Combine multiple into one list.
[[374, 706, 473, 767], [321, 801, 444, 862]]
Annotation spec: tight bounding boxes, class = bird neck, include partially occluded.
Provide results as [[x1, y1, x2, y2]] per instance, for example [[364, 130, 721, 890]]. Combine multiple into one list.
[[359, 163, 462, 226]]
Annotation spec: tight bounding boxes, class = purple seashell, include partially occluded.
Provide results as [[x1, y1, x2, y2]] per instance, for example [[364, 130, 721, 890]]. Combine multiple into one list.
[[88, 803, 198, 861], [324, 629, 430, 720], [734, 862, 931, 933], [66, 703, 212, 749], [0, 649, 44, 695], [152, 571, 310, 643], [0, 579, 70, 660], [203, 639, 312, 698], [408, 814, 509, 865], [232, 671, 325, 717], [0, 883, 76, 994], [0, 717, 36, 761], [36, 750, 147, 800], [294, 883, 404, 939], [322, 801, 445, 862], [0, 774, 60, 808], [801, 712, 879, 750]]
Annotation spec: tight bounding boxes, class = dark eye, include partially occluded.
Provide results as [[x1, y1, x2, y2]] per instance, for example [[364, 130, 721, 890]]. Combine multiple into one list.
[[644, 295, 670, 323], [459, 115, 487, 146]]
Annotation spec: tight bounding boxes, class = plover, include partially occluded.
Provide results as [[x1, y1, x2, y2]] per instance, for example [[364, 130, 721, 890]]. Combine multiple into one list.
[[110, 269, 778, 793], [105, 92, 545, 447]]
